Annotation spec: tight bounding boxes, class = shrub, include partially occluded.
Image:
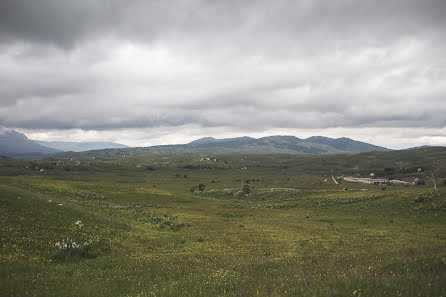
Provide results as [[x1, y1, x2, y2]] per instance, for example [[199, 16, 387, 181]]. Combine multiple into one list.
[[182, 165, 198, 169], [198, 183, 206, 191], [242, 184, 251, 195], [51, 239, 109, 261], [412, 192, 433, 204], [167, 222, 185, 231], [149, 214, 185, 231]]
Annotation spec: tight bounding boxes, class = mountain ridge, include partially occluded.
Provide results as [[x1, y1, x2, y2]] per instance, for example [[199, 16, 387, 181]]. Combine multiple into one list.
[[0, 130, 62, 157], [0, 130, 128, 157], [0, 130, 392, 158], [182, 135, 389, 153], [35, 140, 128, 152], [42, 134, 391, 159]]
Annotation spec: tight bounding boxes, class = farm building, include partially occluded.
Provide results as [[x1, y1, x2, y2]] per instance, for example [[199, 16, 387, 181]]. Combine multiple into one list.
[[338, 176, 388, 185]]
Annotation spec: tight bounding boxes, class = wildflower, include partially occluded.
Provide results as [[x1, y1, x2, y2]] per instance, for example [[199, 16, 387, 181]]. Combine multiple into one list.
[[306, 280, 312, 285], [333, 289, 338, 295]]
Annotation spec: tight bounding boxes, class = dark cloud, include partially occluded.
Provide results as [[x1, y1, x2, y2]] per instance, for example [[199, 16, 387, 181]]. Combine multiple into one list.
[[0, 0, 445, 147], [1, 0, 445, 48]]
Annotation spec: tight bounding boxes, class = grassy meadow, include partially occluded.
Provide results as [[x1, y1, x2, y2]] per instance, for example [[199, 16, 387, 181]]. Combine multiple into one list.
[[1, 149, 446, 296]]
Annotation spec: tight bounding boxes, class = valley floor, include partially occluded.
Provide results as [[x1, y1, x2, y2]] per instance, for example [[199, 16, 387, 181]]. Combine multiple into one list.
[[1, 163, 445, 296]]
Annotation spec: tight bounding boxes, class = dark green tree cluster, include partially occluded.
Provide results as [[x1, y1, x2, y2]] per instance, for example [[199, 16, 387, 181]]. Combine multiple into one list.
[[190, 183, 206, 193]]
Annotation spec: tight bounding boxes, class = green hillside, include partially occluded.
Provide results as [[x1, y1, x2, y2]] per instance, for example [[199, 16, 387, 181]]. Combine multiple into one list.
[[1, 149, 445, 296], [22, 146, 445, 178]]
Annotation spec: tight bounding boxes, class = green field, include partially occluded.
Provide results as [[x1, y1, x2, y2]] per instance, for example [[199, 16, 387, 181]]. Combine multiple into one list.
[[1, 149, 446, 296]]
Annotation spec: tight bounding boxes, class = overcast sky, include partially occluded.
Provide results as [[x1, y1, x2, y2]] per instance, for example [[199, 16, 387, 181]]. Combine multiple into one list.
[[1, 0, 445, 149]]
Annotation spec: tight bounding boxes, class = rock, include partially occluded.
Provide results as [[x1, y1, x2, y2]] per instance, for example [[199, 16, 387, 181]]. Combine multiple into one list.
[[74, 220, 85, 227]]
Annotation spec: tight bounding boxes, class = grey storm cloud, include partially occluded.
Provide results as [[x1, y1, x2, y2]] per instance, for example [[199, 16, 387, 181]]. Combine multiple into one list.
[[1, 0, 446, 47], [0, 0, 446, 137]]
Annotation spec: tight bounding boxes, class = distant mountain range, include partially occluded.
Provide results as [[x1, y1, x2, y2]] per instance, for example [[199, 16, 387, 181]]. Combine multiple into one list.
[[0, 130, 127, 157], [166, 135, 390, 154], [0, 130, 62, 157], [1, 130, 393, 158], [402, 145, 431, 150], [35, 140, 128, 152], [44, 135, 390, 159]]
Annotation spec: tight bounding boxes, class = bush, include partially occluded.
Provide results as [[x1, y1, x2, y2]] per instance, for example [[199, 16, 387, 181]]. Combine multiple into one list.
[[164, 221, 184, 231], [51, 239, 109, 261], [242, 184, 251, 195], [412, 192, 434, 204], [149, 214, 185, 231], [190, 183, 206, 193]]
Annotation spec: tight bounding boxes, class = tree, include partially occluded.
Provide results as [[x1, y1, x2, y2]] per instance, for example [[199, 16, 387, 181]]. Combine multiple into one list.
[[431, 160, 440, 193]]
